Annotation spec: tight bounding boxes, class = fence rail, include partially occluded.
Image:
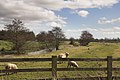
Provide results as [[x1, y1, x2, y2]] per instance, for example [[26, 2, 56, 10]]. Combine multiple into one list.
[[0, 56, 120, 80]]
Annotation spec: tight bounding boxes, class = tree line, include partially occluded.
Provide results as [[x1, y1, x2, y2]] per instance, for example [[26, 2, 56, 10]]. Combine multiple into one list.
[[0, 19, 65, 54], [0, 19, 120, 54]]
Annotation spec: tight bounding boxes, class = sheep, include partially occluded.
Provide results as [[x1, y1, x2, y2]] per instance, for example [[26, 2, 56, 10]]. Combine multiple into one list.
[[57, 52, 69, 64], [58, 52, 69, 58], [5, 63, 18, 74], [67, 61, 79, 68]]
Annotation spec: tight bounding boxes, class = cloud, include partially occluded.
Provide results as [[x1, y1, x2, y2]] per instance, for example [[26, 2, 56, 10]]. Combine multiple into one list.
[[77, 10, 89, 17], [0, 0, 119, 34], [49, 22, 63, 28], [66, 27, 98, 34], [0, 0, 62, 22], [65, 0, 119, 9], [0, 0, 119, 23], [98, 17, 120, 24], [0, 0, 67, 31], [99, 27, 120, 34], [65, 27, 120, 39], [24, 0, 65, 11], [24, 0, 119, 10]]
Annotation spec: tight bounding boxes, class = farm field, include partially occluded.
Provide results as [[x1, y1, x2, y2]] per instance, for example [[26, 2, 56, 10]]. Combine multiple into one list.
[[0, 42, 120, 79]]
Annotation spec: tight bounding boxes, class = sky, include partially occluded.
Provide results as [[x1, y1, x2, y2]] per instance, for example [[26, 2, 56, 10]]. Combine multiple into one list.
[[0, 0, 120, 39]]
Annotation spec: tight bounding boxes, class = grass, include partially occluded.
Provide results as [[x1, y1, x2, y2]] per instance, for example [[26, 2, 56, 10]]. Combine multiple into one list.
[[0, 42, 120, 79], [0, 40, 14, 51], [0, 40, 47, 53], [21, 41, 40, 52]]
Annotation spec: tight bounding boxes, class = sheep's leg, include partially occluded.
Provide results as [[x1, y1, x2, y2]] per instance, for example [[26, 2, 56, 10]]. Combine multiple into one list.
[[13, 69, 17, 74], [13, 72, 17, 74], [5, 70, 9, 75], [59, 61, 62, 64], [67, 64, 69, 68], [6, 72, 10, 75], [61, 61, 64, 64], [5, 72, 7, 75]]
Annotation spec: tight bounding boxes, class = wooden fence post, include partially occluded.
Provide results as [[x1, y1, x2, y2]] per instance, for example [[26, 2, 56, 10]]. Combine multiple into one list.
[[52, 56, 57, 80], [107, 56, 112, 80]]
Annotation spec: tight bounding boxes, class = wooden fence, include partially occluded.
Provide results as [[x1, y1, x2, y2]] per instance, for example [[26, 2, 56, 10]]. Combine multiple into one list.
[[0, 56, 120, 80]]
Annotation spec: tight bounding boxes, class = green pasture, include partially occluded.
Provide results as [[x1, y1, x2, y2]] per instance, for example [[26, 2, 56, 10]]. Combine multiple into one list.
[[0, 41, 120, 79]]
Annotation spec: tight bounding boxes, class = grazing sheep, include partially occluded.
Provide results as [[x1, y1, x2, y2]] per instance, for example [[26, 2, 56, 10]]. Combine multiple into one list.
[[5, 63, 18, 74], [65, 52, 69, 58], [57, 52, 69, 64], [58, 52, 69, 58], [67, 61, 79, 68]]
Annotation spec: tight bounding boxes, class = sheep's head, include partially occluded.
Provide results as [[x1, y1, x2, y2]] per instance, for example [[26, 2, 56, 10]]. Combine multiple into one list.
[[65, 52, 69, 58]]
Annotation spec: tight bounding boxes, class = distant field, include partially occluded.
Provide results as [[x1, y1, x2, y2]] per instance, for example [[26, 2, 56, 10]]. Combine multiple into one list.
[[0, 42, 120, 79], [0, 40, 14, 51], [0, 40, 45, 53]]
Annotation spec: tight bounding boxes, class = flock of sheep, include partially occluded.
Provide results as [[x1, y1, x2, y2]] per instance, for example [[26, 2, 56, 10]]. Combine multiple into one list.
[[3, 52, 79, 74]]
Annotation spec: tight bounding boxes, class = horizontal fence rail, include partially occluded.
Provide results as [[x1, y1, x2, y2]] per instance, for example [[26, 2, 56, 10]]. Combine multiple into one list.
[[57, 68, 107, 71], [0, 56, 120, 80], [0, 57, 119, 62], [58, 58, 107, 61], [0, 58, 52, 62], [0, 68, 52, 73]]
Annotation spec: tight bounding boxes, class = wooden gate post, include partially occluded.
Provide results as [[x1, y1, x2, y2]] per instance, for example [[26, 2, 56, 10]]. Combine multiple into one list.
[[107, 56, 112, 80], [52, 56, 57, 80]]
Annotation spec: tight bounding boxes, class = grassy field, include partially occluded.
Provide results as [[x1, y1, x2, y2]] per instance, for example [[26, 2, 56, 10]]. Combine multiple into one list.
[[0, 40, 14, 51], [0, 42, 120, 79], [0, 40, 46, 53]]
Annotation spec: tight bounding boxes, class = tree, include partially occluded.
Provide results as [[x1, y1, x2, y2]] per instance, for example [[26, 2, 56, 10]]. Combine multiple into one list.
[[4, 19, 29, 53], [51, 27, 65, 50], [0, 30, 7, 40], [79, 31, 94, 46], [69, 37, 75, 45], [36, 31, 55, 51], [36, 31, 47, 49], [24, 31, 36, 41], [36, 31, 47, 42]]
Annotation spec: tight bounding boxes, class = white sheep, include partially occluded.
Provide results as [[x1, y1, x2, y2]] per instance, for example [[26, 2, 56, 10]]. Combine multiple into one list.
[[58, 52, 69, 58], [5, 63, 18, 74], [67, 61, 79, 68], [57, 52, 69, 63]]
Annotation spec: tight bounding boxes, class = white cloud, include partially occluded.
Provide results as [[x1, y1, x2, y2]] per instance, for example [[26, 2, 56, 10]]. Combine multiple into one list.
[[49, 22, 63, 28], [71, 10, 89, 17], [98, 17, 120, 24], [65, 27, 120, 39], [0, 0, 62, 22], [24, 0, 65, 11], [0, 0, 67, 32], [0, 0, 119, 35], [65, 0, 119, 9], [77, 10, 89, 17], [0, 0, 119, 23], [23, 0, 119, 10]]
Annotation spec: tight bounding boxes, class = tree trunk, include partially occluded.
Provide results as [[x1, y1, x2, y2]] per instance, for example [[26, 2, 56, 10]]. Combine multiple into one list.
[[56, 44, 59, 50]]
